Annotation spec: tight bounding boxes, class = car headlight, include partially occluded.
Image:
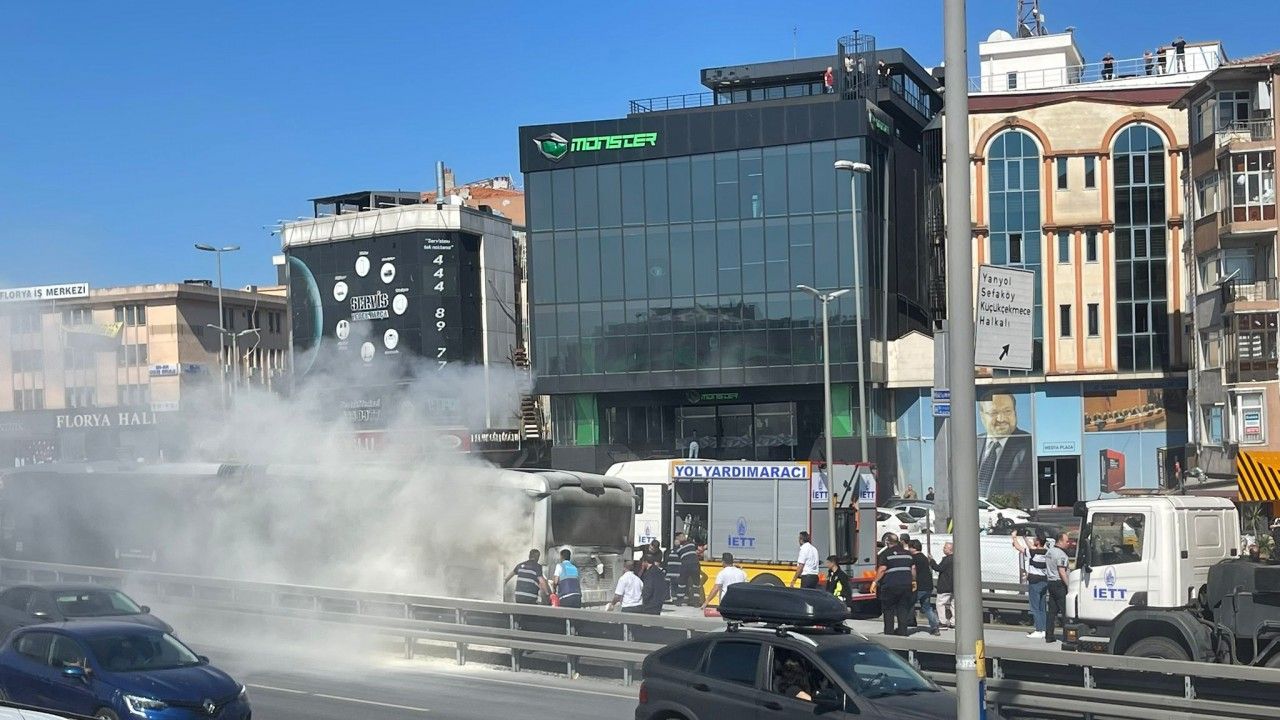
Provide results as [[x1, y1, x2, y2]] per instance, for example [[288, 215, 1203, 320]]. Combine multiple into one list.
[[123, 694, 167, 716], [238, 684, 248, 701]]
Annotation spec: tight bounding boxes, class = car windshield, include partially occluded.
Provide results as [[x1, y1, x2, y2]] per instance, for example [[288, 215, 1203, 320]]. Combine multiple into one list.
[[818, 643, 938, 698], [55, 590, 143, 617], [87, 631, 201, 672]]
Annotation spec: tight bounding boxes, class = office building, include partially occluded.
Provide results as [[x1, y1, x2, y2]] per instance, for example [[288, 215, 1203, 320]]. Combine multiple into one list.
[[520, 32, 943, 474], [894, 20, 1222, 509], [1175, 50, 1279, 511], [281, 189, 537, 459], [0, 281, 288, 465]]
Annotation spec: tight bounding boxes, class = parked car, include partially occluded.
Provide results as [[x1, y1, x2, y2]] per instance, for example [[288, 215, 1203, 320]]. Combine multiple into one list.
[[890, 502, 938, 532], [0, 622, 249, 720], [0, 706, 67, 720], [637, 585, 960, 719], [977, 498, 1030, 529], [876, 508, 925, 538], [0, 585, 173, 640]]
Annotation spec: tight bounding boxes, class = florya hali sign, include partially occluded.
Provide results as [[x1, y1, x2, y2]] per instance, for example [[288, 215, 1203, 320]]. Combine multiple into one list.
[[0, 283, 90, 303], [55, 411, 159, 429], [974, 264, 1035, 370], [533, 132, 658, 162]]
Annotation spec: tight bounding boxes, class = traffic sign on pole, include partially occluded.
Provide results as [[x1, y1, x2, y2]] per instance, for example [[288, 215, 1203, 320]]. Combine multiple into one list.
[[974, 264, 1035, 370]]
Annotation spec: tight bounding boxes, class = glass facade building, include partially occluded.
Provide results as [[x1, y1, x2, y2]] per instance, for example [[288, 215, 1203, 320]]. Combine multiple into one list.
[[520, 50, 941, 471]]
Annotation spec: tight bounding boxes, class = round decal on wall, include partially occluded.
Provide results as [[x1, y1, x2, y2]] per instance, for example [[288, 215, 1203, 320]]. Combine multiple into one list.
[[392, 293, 408, 315], [335, 320, 350, 341], [380, 262, 396, 284], [333, 281, 349, 302], [355, 256, 371, 277], [360, 342, 375, 363], [384, 328, 400, 350]]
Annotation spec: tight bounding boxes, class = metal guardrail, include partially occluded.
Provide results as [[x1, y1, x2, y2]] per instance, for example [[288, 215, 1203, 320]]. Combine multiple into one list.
[[4, 560, 1278, 718]]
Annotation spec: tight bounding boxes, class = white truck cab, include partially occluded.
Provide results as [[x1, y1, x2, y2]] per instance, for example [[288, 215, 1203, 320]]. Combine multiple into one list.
[[1065, 494, 1243, 659]]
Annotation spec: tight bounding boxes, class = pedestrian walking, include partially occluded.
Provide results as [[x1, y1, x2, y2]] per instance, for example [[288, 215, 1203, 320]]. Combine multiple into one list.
[[638, 553, 668, 615], [932, 542, 956, 628], [504, 549, 550, 605], [1101, 52, 1115, 80], [908, 540, 940, 635], [825, 555, 852, 604], [1173, 36, 1187, 72], [607, 560, 645, 612], [872, 533, 916, 636], [1156, 46, 1167, 74], [1144, 49, 1154, 75], [1014, 531, 1048, 638], [823, 66, 834, 93], [791, 531, 821, 589], [677, 536, 701, 606], [703, 552, 748, 608], [552, 548, 583, 609], [1044, 534, 1071, 643]]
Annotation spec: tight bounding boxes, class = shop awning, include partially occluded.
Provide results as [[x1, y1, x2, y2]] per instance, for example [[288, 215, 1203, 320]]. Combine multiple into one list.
[[1236, 451, 1280, 502]]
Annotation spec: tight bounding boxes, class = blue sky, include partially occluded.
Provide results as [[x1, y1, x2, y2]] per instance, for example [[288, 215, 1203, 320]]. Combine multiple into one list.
[[2, 1, 1276, 290]]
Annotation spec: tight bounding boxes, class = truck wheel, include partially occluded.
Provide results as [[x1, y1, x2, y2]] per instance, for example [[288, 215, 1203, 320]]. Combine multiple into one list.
[[751, 574, 784, 587], [1124, 636, 1190, 661]]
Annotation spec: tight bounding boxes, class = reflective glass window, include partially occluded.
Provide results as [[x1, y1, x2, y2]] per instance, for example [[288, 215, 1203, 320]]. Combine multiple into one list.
[[647, 227, 671, 297], [670, 224, 694, 298], [717, 221, 741, 294], [598, 165, 622, 227], [621, 162, 645, 226], [739, 149, 763, 219], [715, 152, 739, 221], [600, 229, 624, 301], [763, 147, 787, 217], [574, 167, 599, 228], [552, 170, 575, 230], [741, 221, 765, 292], [644, 160, 669, 224], [691, 154, 716, 222], [786, 144, 813, 214], [1112, 124, 1169, 372], [578, 230, 602, 302], [624, 227, 647, 300], [668, 157, 692, 223], [528, 172, 552, 230], [811, 140, 837, 213], [554, 232, 579, 302]]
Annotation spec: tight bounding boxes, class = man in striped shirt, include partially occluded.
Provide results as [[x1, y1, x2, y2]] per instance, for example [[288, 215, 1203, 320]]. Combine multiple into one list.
[[505, 549, 550, 604]]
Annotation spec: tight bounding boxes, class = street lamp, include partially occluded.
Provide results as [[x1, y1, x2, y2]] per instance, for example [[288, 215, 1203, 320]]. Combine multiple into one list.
[[833, 160, 873, 468], [796, 284, 850, 558], [195, 244, 240, 407], [205, 326, 259, 393]]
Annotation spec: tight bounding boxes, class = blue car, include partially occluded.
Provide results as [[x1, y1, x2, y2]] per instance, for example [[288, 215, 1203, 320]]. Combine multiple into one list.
[[0, 621, 249, 719]]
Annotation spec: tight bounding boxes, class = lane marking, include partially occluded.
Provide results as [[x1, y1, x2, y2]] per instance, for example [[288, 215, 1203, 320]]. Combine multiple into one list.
[[312, 693, 431, 713], [247, 683, 307, 695], [430, 671, 635, 700]]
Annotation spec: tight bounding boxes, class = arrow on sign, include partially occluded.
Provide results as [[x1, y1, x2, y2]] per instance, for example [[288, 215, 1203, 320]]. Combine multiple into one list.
[[999, 344, 1010, 360]]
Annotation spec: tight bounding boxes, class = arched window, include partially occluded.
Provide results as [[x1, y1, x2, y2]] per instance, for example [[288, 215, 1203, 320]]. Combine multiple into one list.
[[1112, 124, 1169, 372], [986, 129, 1044, 371]]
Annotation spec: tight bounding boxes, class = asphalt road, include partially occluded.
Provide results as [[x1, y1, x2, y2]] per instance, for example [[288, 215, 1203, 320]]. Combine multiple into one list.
[[210, 646, 638, 720]]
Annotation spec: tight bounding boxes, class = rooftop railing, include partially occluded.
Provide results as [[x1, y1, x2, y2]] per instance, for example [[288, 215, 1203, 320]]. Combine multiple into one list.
[[969, 45, 1223, 93], [629, 73, 937, 118]]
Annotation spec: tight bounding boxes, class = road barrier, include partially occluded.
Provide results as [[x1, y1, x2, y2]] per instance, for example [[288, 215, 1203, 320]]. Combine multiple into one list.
[[3, 560, 1277, 719]]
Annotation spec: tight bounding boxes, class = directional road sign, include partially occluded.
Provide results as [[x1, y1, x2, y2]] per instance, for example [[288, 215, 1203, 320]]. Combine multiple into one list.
[[974, 264, 1035, 370]]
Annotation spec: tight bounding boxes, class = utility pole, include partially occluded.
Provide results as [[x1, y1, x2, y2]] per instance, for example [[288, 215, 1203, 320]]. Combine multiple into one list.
[[943, 1, 986, 718]]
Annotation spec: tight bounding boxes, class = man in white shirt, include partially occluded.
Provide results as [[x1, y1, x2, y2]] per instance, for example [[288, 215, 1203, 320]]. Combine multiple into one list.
[[792, 531, 821, 589], [702, 553, 748, 608], [607, 560, 644, 612]]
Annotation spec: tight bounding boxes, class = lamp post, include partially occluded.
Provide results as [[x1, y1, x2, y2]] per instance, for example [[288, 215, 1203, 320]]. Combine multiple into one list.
[[205, 326, 259, 398], [194, 244, 240, 407], [796, 284, 850, 558], [833, 159, 874, 469]]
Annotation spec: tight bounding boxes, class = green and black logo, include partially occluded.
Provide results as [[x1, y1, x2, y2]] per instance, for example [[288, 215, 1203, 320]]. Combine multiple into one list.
[[533, 133, 570, 162]]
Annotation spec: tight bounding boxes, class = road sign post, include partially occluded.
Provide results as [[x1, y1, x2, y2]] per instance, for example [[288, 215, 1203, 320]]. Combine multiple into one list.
[[974, 264, 1036, 370]]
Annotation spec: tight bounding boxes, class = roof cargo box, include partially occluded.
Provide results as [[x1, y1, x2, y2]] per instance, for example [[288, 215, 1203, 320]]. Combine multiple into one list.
[[719, 584, 848, 626]]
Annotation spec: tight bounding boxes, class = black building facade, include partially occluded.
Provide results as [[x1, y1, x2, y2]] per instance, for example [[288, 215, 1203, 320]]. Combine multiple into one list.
[[519, 40, 941, 473]]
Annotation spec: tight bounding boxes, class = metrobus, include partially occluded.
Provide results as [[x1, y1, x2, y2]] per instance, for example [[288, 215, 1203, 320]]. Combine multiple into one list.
[[0, 463, 635, 605]]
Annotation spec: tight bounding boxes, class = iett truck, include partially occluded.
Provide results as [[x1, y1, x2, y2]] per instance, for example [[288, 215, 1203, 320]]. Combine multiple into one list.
[[1063, 494, 1280, 667]]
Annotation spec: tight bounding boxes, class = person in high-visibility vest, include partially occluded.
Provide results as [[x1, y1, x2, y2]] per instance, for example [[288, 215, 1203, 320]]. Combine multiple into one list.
[[825, 555, 852, 604]]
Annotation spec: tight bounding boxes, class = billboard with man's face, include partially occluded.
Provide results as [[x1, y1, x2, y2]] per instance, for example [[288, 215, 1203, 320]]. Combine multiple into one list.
[[976, 390, 1034, 507]]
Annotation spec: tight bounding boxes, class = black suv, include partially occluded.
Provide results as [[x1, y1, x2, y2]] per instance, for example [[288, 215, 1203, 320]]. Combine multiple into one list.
[[636, 586, 957, 720]]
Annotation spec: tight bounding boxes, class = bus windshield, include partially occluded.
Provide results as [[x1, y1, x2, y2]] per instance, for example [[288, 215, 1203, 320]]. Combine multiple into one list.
[[549, 492, 633, 548]]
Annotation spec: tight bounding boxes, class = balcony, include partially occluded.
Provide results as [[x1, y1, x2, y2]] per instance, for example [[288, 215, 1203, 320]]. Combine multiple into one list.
[[1216, 118, 1276, 153], [1222, 277, 1280, 307], [969, 45, 1222, 94], [629, 71, 937, 119]]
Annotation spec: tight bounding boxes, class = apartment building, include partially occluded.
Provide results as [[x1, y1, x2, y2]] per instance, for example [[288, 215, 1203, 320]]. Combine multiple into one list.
[[1176, 51, 1280, 511], [895, 24, 1222, 508], [0, 281, 288, 465]]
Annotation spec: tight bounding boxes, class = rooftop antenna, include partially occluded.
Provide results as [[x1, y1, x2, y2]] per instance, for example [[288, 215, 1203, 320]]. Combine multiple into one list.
[[1016, 0, 1048, 38], [792, 26, 797, 59]]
